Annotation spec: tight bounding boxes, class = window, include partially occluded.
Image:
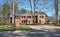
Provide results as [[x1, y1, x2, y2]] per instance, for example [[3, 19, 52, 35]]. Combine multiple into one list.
[[33, 16, 36, 18], [40, 19, 44, 24], [42, 16, 44, 18], [27, 16, 31, 18], [40, 16, 41, 18], [40, 15, 44, 18], [33, 16, 34, 18], [16, 15, 18, 18], [22, 20, 25, 23], [22, 16, 26, 18], [40, 20, 41, 22]]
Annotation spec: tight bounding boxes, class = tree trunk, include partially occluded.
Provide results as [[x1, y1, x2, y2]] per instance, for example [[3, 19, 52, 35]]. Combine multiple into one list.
[[34, 0, 36, 23], [54, 0, 59, 25], [12, 0, 15, 23]]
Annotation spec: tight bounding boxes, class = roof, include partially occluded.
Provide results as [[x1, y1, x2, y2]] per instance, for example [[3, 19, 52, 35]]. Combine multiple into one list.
[[38, 12, 48, 17], [39, 12, 46, 14], [19, 12, 34, 16]]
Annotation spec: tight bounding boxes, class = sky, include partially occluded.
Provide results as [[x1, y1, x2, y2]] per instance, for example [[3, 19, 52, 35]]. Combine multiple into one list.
[[0, 0, 60, 16]]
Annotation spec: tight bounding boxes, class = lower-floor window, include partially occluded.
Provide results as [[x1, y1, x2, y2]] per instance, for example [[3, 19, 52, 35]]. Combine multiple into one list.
[[40, 20, 44, 24], [22, 20, 25, 24], [40, 20, 41, 23]]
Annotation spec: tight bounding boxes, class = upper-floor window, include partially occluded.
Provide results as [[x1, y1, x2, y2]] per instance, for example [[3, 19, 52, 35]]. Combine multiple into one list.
[[27, 16, 31, 18], [40, 16, 41, 18], [40, 15, 44, 18], [33, 16, 36, 18], [22, 16, 26, 18], [16, 15, 18, 18]]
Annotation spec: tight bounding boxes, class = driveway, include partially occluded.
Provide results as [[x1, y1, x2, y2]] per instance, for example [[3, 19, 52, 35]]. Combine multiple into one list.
[[0, 25, 60, 37], [29, 25, 60, 30]]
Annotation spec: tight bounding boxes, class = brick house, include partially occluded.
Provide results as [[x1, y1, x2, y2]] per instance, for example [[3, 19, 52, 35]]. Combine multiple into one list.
[[15, 12, 47, 24], [37, 13, 46, 24], [18, 13, 34, 24]]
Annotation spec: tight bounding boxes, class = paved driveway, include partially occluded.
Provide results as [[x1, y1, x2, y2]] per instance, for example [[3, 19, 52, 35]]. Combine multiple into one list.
[[0, 25, 60, 37]]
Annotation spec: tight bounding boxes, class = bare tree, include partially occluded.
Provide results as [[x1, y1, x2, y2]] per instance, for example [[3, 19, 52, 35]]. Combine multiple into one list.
[[34, 0, 36, 23], [29, 0, 32, 13], [54, 0, 59, 24], [12, 0, 15, 23]]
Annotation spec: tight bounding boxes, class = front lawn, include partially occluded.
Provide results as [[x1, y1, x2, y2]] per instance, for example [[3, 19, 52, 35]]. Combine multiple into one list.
[[0, 25, 32, 31]]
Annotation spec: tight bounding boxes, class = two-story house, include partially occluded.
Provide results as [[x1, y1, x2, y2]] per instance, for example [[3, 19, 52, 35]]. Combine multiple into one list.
[[15, 12, 47, 24]]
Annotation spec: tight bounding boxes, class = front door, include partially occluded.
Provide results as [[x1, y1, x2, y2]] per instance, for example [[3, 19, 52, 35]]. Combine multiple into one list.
[[27, 20, 30, 24], [40, 19, 44, 24]]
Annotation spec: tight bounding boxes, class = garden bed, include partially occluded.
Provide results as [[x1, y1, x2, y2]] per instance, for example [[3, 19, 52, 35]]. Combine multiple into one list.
[[0, 25, 32, 31]]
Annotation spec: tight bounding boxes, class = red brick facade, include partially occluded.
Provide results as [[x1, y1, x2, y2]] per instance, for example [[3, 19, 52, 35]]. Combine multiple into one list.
[[15, 13, 46, 25]]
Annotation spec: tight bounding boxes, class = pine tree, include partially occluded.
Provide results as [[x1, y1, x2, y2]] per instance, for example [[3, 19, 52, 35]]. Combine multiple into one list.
[[2, 1, 10, 22]]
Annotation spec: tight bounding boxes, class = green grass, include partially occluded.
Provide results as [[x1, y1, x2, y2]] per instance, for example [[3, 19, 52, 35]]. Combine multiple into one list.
[[0, 25, 32, 31]]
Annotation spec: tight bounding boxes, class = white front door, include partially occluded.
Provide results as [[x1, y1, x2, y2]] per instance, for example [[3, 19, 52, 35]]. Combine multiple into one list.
[[27, 19, 31, 24], [40, 19, 44, 24]]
